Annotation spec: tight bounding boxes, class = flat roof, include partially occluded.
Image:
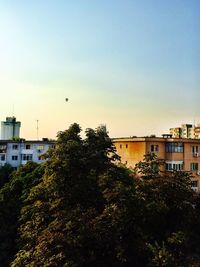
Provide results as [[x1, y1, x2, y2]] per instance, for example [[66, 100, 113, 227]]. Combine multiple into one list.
[[112, 137, 200, 143], [0, 140, 55, 144]]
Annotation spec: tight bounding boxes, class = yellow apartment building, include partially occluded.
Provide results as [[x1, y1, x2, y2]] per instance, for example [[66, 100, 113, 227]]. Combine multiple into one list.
[[113, 136, 200, 192]]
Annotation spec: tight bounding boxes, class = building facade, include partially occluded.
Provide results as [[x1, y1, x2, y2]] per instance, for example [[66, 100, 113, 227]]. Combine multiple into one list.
[[169, 123, 200, 139], [113, 136, 200, 192], [1, 117, 21, 140], [194, 124, 200, 139], [0, 139, 54, 168]]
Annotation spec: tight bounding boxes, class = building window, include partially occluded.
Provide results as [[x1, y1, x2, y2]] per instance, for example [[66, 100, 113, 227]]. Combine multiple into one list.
[[21, 154, 33, 161], [12, 144, 18, 150], [191, 163, 198, 171], [25, 144, 31, 150], [0, 154, 5, 161], [192, 146, 198, 155], [126, 144, 128, 149], [166, 163, 172, 171], [12, 155, 18, 161], [120, 144, 122, 149], [0, 145, 7, 153], [151, 145, 159, 152], [166, 142, 183, 153], [37, 145, 44, 150], [166, 163, 183, 171]]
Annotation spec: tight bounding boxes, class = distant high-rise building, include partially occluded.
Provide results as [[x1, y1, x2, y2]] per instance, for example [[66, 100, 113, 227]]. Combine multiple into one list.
[[194, 124, 200, 139], [181, 124, 195, 138], [169, 127, 182, 138], [170, 124, 195, 139], [1, 117, 21, 140]]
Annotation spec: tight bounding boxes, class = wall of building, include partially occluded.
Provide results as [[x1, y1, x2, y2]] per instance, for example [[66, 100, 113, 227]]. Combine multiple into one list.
[[184, 142, 200, 172], [0, 140, 54, 168], [114, 139, 145, 168], [113, 137, 200, 193]]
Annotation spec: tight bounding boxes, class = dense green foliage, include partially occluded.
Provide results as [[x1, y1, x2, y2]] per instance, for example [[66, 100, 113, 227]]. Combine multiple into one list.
[[0, 162, 45, 266], [0, 163, 14, 188], [0, 124, 199, 266]]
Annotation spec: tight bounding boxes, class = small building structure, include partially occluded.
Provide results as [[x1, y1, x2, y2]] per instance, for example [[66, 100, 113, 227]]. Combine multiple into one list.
[[1, 117, 21, 140]]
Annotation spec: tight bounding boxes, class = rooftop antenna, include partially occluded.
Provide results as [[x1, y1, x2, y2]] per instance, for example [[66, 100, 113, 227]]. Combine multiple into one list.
[[36, 120, 39, 140], [12, 104, 15, 117]]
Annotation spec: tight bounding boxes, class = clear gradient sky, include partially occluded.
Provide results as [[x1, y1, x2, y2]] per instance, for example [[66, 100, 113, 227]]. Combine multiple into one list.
[[0, 0, 199, 139]]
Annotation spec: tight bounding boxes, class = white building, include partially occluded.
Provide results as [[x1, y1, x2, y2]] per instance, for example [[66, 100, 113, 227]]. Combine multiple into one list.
[[0, 139, 54, 168], [1, 117, 21, 140]]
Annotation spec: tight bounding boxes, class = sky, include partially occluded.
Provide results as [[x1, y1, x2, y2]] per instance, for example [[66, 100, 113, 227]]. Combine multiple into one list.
[[0, 0, 199, 139]]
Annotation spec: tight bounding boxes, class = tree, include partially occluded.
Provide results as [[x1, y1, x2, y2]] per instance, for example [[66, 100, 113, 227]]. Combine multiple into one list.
[[11, 124, 122, 267], [0, 163, 14, 189], [134, 153, 197, 267], [0, 162, 44, 267]]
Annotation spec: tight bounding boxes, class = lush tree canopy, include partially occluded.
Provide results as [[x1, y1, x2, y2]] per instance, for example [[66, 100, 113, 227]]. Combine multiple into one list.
[[0, 163, 14, 188], [0, 161, 44, 266]]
